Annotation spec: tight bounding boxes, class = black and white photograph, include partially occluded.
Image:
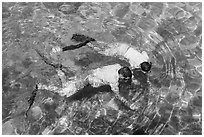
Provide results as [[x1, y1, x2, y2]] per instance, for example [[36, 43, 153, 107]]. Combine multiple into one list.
[[2, 2, 202, 135]]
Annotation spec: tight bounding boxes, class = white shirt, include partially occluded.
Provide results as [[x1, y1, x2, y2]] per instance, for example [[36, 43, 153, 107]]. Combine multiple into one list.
[[101, 43, 149, 68], [88, 64, 122, 92], [124, 47, 149, 68]]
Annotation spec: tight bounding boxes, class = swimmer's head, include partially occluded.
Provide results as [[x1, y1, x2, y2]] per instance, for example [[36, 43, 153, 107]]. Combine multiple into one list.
[[118, 66, 132, 78], [118, 66, 132, 84], [140, 61, 152, 72]]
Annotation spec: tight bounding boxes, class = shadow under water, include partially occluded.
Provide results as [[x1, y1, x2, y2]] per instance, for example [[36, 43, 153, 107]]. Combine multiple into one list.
[[66, 84, 112, 102]]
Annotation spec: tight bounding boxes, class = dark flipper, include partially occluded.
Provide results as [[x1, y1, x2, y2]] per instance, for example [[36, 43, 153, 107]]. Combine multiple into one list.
[[71, 33, 95, 43], [62, 34, 96, 51], [25, 85, 38, 117]]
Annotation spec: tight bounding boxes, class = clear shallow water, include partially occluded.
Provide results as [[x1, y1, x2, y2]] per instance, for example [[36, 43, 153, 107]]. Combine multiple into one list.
[[2, 2, 202, 135]]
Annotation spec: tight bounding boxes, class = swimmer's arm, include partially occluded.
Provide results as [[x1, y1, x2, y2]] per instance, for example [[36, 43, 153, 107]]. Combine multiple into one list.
[[62, 43, 86, 51]]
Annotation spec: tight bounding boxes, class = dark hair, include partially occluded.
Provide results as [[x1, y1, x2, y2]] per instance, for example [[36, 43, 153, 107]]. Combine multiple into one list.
[[140, 62, 152, 72], [118, 66, 132, 78]]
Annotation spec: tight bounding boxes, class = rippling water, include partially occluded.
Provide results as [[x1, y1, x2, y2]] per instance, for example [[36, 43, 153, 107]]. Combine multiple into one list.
[[2, 2, 202, 135]]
